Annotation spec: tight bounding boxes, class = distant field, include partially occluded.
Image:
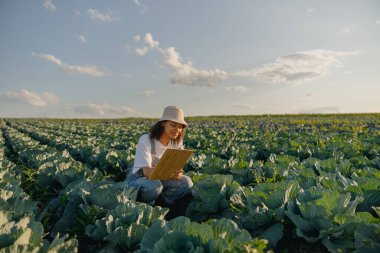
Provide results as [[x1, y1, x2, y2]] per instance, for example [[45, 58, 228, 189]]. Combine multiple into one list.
[[1, 114, 379, 252]]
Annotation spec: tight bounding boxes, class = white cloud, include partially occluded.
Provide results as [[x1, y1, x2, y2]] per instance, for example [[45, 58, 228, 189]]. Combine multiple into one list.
[[40, 92, 59, 105], [161, 47, 228, 86], [32, 52, 106, 77], [134, 47, 149, 56], [76, 35, 86, 43], [144, 33, 159, 48], [69, 103, 135, 116], [132, 34, 359, 86], [43, 0, 56, 11], [136, 90, 154, 96], [307, 8, 315, 14], [132, 33, 158, 55], [376, 20, 380, 24], [0, 89, 59, 107], [227, 86, 249, 93], [233, 49, 359, 84], [87, 9, 119, 22], [132, 33, 228, 86]]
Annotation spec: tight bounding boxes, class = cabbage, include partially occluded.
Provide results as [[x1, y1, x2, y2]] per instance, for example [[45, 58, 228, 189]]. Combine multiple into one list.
[[230, 180, 297, 248], [0, 212, 78, 252], [137, 216, 268, 253], [86, 202, 168, 251], [186, 174, 240, 222]]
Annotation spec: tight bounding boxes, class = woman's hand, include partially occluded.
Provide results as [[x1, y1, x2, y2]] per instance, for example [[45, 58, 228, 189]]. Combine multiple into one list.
[[142, 167, 154, 178], [169, 169, 183, 180]]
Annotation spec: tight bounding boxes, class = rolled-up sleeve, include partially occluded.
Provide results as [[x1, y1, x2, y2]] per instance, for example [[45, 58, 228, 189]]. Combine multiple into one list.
[[132, 134, 151, 173]]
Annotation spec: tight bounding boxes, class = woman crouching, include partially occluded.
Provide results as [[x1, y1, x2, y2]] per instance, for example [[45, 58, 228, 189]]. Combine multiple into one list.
[[125, 106, 193, 206]]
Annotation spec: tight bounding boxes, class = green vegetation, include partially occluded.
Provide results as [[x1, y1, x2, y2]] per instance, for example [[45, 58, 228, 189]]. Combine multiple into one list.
[[1, 114, 379, 252]]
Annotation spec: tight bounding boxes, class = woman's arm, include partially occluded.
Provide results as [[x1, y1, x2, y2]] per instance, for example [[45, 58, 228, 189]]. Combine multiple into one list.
[[133, 135, 152, 175], [142, 166, 155, 178], [143, 166, 183, 179]]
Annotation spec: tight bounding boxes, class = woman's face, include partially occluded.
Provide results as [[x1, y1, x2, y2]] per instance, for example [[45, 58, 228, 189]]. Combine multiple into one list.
[[162, 121, 185, 140]]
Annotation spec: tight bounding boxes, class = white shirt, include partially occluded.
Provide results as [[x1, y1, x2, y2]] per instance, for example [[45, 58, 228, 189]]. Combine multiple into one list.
[[132, 134, 184, 174]]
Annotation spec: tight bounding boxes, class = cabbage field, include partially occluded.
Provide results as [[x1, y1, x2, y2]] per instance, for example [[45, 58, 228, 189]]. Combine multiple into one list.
[[1, 114, 380, 253]]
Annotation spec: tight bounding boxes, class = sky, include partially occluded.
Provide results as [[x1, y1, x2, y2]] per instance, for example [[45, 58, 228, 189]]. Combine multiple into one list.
[[0, 0, 379, 118]]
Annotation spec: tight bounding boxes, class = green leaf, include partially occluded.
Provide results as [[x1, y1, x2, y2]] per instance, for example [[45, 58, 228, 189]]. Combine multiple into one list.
[[105, 223, 147, 249], [88, 184, 120, 209], [261, 223, 284, 249], [139, 220, 168, 251], [355, 212, 380, 224], [358, 190, 380, 212], [315, 191, 351, 214], [45, 233, 79, 253], [208, 218, 252, 249], [85, 219, 108, 240], [285, 211, 325, 243], [353, 224, 380, 253], [152, 231, 201, 253], [373, 207, 380, 218]]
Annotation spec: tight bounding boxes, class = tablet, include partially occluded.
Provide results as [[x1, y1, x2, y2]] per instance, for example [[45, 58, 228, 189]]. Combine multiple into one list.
[[148, 148, 194, 180]]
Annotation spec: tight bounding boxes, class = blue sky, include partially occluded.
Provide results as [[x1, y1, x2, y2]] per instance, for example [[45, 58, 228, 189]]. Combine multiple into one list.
[[0, 0, 379, 118]]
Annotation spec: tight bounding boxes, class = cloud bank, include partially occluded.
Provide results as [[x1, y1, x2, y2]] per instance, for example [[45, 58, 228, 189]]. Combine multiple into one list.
[[161, 47, 228, 86], [0, 90, 139, 118], [69, 103, 135, 116], [0, 89, 58, 107], [32, 52, 106, 77], [133, 33, 228, 86], [232, 49, 359, 84], [132, 33, 359, 86]]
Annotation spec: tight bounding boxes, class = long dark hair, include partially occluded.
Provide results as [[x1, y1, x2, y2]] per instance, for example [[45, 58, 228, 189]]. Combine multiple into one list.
[[149, 120, 186, 144]]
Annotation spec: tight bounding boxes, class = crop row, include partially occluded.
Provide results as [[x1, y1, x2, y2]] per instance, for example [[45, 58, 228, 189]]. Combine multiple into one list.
[[7, 121, 136, 181], [0, 125, 79, 252], [7, 118, 149, 149], [1, 125, 95, 202], [6, 117, 380, 187]]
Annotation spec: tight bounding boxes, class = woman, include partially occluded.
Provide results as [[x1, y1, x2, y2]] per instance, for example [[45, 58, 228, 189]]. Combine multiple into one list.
[[125, 106, 193, 206]]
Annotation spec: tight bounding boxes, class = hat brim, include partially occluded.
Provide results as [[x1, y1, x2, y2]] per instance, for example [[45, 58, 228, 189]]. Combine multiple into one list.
[[159, 117, 188, 126]]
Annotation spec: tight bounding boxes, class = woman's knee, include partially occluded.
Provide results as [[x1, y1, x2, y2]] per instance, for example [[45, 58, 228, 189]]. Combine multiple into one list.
[[180, 175, 193, 190], [138, 180, 163, 203]]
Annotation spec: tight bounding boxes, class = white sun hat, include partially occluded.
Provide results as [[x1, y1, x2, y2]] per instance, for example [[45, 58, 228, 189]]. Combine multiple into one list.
[[159, 106, 188, 126]]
